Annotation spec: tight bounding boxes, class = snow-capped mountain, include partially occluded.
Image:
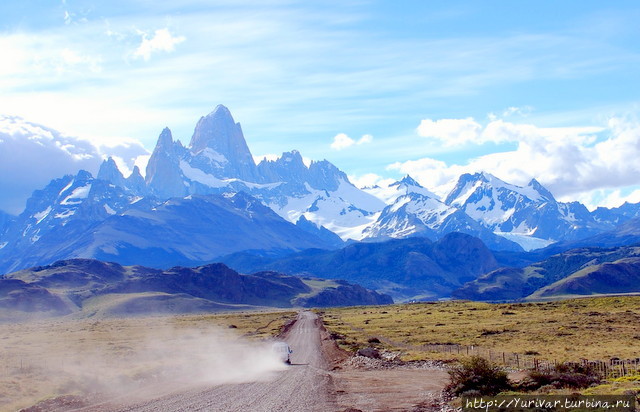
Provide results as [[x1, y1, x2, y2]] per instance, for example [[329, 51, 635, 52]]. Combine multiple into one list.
[[0, 170, 143, 273], [4, 103, 640, 275], [443, 172, 609, 246], [0, 105, 384, 273], [362, 179, 523, 251], [362, 175, 437, 205], [0, 168, 335, 274], [357, 171, 640, 251], [141, 105, 384, 240]]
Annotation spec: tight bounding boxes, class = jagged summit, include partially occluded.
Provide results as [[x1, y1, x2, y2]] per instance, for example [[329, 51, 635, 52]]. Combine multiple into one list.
[[189, 105, 236, 152], [187, 105, 258, 182], [391, 175, 423, 189], [97, 157, 125, 187], [527, 178, 555, 201], [157, 127, 174, 149], [146, 127, 186, 198]]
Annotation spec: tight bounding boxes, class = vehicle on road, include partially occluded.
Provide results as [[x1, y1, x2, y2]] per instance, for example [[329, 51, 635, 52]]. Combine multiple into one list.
[[272, 341, 293, 364]]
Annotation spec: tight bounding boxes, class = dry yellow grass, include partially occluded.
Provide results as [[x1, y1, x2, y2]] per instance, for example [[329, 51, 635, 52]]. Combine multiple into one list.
[[321, 297, 640, 363], [0, 310, 296, 412]]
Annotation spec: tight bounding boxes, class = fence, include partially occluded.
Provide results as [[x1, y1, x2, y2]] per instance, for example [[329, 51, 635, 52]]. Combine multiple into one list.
[[338, 320, 640, 378], [396, 341, 640, 378]]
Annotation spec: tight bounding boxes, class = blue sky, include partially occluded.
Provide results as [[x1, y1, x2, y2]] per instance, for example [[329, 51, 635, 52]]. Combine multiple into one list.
[[1, 0, 640, 214]]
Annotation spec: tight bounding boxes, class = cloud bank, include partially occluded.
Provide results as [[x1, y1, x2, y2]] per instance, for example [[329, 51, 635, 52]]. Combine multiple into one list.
[[388, 115, 640, 209], [0, 116, 148, 214]]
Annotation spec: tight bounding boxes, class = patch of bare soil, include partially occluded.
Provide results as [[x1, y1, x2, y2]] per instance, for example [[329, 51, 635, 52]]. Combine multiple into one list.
[[318, 324, 453, 412], [333, 357, 451, 412], [18, 395, 96, 412]]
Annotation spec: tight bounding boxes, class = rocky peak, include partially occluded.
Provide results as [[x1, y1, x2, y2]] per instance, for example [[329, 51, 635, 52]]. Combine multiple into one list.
[[527, 178, 555, 202], [125, 166, 146, 195], [444, 173, 484, 206], [308, 160, 348, 191], [97, 157, 126, 187], [188, 105, 258, 182], [156, 127, 175, 152], [392, 175, 422, 188], [145, 128, 187, 199], [257, 150, 309, 184], [189, 105, 234, 153]]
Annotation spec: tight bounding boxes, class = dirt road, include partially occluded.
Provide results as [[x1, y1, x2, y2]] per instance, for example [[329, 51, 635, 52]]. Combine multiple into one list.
[[86, 311, 335, 412]]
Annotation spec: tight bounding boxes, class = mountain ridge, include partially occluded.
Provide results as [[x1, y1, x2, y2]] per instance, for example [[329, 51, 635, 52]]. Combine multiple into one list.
[[0, 258, 392, 319], [2, 105, 640, 277], [221, 232, 502, 302]]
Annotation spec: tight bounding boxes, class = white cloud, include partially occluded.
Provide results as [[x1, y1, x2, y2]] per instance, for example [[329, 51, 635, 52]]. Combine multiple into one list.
[[391, 116, 640, 204], [348, 173, 394, 189], [0, 116, 149, 214], [566, 188, 640, 211], [416, 115, 603, 148], [330, 133, 373, 150], [359, 134, 373, 144], [417, 117, 482, 146], [134, 154, 151, 177], [331, 133, 355, 150], [133, 28, 186, 61]]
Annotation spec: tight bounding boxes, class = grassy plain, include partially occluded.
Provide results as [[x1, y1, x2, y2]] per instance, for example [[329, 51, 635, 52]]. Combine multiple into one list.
[[0, 310, 296, 412], [321, 296, 640, 362]]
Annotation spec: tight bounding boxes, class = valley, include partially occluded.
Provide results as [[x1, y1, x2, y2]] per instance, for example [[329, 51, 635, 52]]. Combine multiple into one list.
[[3, 296, 639, 411]]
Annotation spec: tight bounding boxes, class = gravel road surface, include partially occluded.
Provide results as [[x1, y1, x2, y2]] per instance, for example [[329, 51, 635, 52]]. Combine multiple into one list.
[[86, 311, 335, 412]]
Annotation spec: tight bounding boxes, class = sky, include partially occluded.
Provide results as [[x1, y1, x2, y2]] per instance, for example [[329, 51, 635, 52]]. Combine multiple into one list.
[[1, 0, 640, 214]]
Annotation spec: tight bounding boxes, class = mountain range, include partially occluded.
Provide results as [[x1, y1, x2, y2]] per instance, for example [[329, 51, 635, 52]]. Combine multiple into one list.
[[1, 104, 640, 303], [454, 243, 640, 301], [0, 258, 391, 320], [222, 232, 502, 301]]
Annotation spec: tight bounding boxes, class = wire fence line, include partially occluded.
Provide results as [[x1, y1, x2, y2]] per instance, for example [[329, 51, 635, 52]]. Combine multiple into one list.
[[336, 320, 640, 379], [392, 341, 640, 378]]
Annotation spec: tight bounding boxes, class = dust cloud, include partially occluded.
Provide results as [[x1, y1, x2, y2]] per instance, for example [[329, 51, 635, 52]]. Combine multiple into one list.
[[0, 321, 289, 409], [60, 327, 287, 393]]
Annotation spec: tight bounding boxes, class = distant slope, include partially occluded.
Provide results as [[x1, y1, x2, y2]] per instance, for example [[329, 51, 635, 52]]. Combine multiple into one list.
[[0, 259, 392, 319], [0, 188, 337, 274], [222, 232, 501, 301], [453, 245, 640, 301], [547, 217, 640, 251], [528, 257, 640, 299], [488, 217, 640, 270]]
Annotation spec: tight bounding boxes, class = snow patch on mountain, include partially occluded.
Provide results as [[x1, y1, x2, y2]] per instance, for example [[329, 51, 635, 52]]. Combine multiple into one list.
[[198, 147, 228, 165], [33, 206, 52, 224], [60, 184, 91, 205], [179, 160, 227, 188], [104, 204, 116, 215], [494, 232, 554, 251], [405, 195, 456, 227]]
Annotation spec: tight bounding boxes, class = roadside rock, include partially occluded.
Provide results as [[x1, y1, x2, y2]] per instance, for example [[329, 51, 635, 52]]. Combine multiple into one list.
[[356, 347, 380, 359]]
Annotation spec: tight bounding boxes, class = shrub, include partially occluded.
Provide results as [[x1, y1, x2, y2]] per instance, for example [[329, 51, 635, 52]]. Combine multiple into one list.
[[445, 356, 512, 396], [517, 362, 601, 391]]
